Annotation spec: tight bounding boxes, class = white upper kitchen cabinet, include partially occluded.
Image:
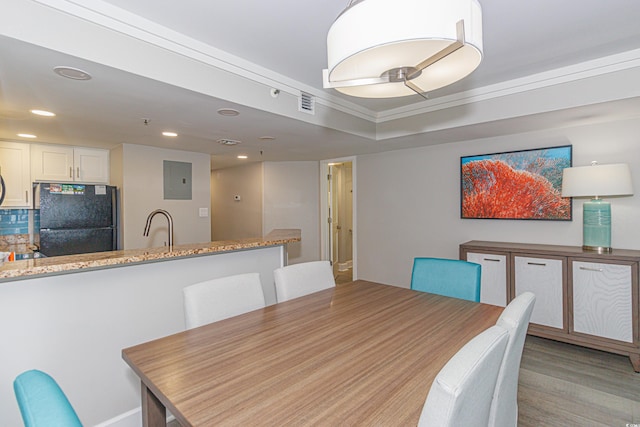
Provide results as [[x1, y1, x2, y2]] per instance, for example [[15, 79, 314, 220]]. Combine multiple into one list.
[[74, 148, 109, 183], [0, 141, 31, 208], [31, 144, 109, 184]]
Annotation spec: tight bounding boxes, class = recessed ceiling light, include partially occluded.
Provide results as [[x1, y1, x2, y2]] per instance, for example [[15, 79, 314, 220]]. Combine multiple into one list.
[[217, 108, 240, 117], [17, 133, 37, 138], [237, 155, 248, 159], [162, 131, 178, 137], [217, 138, 241, 146], [30, 109, 56, 117], [259, 136, 276, 141], [53, 66, 92, 80]]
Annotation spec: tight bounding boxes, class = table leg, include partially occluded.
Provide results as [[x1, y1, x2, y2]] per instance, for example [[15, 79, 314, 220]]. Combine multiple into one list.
[[141, 381, 166, 427]]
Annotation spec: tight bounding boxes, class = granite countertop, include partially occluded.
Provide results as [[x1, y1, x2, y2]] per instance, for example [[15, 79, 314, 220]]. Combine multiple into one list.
[[0, 229, 300, 281]]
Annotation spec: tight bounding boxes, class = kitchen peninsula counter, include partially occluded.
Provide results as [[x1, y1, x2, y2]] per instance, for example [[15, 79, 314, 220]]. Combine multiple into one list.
[[0, 229, 300, 281], [0, 228, 300, 426]]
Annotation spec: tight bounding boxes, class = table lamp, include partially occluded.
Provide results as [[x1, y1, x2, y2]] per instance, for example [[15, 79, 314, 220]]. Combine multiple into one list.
[[561, 161, 633, 253]]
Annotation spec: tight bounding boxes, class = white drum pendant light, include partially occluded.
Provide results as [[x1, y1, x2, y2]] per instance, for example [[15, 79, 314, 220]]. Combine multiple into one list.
[[323, 0, 483, 98]]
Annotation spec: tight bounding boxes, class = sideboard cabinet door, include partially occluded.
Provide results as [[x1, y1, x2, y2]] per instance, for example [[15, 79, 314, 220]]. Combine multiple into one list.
[[466, 252, 507, 307], [514, 255, 565, 330], [571, 260, 635, 344]]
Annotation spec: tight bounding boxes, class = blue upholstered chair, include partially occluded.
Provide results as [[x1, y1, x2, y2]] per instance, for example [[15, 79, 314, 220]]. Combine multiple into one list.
[[14, 369, 83, 427], [410, 257, 481, 302]]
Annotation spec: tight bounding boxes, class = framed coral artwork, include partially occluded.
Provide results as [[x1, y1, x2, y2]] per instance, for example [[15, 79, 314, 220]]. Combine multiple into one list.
[[460, 145, 572, 220]]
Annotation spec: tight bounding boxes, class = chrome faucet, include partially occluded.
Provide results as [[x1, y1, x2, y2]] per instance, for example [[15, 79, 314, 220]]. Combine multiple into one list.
[[143, 209, 174, 247]]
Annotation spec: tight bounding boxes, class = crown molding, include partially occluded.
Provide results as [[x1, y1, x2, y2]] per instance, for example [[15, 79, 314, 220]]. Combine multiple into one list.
[[32, 0, 380, 122], [24, 0, 640, 136], [377, 48, 640, 122]]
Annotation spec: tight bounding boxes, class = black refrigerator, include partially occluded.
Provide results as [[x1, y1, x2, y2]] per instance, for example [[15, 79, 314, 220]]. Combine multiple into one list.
[[35, 183, 117, 257]]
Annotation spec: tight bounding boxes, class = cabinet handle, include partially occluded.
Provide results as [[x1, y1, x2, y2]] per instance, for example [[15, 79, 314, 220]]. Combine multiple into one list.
[[579, 266, 603, 272], [483, 258, 501, 262], [69, 167, 73, 178], [527, 262, 547, 266], [25, 191, 28, 203], [76, 167, 80, 178]]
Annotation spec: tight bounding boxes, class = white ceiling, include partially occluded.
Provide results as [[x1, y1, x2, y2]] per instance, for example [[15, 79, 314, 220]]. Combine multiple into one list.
[[2, 0, 640, 169]]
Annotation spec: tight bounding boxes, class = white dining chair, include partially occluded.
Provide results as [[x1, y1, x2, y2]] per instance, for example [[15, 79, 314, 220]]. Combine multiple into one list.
[[488, 291, 536, 427], [418, 325, 509, 427], [183, 272, 265, 329], [273, 260, 335, 302]]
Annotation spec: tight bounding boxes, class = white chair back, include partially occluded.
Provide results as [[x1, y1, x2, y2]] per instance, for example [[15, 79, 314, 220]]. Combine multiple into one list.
[[488, 291, 536, 427], [418, 325, 509, 427], [274, 260, 335, 302], [183, 273, 265, 329]]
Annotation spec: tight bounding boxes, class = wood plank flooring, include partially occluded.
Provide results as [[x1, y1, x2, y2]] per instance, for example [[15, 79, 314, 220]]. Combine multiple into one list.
[[168, 335, 640, 426], [518, 336, 640, 426]]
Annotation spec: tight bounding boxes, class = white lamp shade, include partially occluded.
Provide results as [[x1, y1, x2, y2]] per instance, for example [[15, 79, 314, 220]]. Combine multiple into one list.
[[561, 163, 634, 198], [325, 0, 483, 98]]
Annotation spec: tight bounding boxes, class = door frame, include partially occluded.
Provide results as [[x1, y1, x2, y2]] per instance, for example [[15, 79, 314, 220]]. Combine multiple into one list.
[[320, 156, 357, 280]]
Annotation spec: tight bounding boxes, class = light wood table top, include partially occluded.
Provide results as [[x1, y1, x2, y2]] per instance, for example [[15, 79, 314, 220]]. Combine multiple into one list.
[[122, 280, 503, 426]]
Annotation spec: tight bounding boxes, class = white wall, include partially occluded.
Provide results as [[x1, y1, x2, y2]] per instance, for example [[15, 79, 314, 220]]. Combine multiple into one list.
[[117, 144, 211, 249], [211, 162, 263, 240], [263, 162, 320, 264], [356, 117, 640, 287], [0, 247, 285, 427]]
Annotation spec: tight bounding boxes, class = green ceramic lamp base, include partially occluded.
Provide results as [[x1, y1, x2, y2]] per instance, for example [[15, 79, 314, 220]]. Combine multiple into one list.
[[582, 198, 612, 253]]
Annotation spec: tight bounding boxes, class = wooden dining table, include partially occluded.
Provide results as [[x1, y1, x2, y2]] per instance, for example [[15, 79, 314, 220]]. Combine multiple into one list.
[[122, 280, 503, 426]]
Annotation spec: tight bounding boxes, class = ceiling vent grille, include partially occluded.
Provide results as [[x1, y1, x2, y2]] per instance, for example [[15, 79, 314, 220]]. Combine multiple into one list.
[[298, 92, 315, 115], [216, 138, 241, 146]]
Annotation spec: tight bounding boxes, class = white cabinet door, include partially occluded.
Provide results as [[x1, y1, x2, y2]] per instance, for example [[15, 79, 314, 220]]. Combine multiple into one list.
[[32, 145, 109, 183], [0, 141, 31, 207], [466, 252, 507, 306], [572, 261, 633, 343], [74, 148, 109, 183], [514, 256, 564, 329], [31, 144, 74, 182]]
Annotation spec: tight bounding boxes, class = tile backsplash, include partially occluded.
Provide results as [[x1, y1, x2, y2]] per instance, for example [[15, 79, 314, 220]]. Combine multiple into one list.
[[0, 209, 39, 244], [0, 209, 30, 235]]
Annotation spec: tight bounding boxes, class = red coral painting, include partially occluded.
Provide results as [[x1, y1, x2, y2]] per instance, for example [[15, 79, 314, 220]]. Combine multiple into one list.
[[461, 145, 572, 220]]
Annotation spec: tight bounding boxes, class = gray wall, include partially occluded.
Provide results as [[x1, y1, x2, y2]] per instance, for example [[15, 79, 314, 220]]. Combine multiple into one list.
[[356, 117, 640, 287]]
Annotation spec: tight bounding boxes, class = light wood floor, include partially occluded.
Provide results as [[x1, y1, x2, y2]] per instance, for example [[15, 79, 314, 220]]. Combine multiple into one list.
[[518, 335, 640, 426], [333, 266, 353, 285], [168, 334, 639, 427]]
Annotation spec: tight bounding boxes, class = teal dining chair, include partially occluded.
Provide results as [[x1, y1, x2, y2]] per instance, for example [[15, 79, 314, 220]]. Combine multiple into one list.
[[411, 257, 481, 302], [14, 369, 83, 427]]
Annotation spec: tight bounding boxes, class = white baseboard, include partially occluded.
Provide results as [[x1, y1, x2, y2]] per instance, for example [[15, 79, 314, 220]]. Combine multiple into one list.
[[93, 408, 176, 427]]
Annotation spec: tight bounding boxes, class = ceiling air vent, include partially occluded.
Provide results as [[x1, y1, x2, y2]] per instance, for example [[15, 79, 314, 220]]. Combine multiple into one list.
[[298, 92, 315, 115], [216, 138, 241, 146]]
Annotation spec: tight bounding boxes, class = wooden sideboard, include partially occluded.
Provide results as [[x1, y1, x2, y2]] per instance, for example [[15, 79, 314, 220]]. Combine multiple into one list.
[[460, 240, 640, 372]]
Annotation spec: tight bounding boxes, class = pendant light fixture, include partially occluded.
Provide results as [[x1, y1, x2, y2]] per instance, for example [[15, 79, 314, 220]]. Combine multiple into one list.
[[323, 0, 483, 98]]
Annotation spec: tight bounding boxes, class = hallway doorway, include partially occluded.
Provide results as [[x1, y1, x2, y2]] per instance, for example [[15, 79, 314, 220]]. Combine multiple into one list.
[[321, 158, 356, 283]]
